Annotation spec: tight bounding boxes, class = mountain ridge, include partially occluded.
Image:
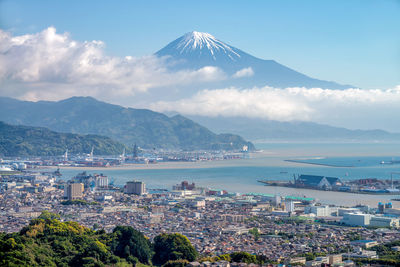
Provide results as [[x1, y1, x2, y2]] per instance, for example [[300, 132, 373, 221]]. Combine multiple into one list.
[[186, 115, 400, 142], [0, 96, 255, 151]]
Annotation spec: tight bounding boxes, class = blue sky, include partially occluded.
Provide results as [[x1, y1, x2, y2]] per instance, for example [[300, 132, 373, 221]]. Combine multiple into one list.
[[1, 0, 399, 89]]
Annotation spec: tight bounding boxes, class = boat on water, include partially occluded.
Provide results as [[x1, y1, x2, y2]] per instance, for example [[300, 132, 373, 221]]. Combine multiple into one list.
[[380, 158, 400, 165], [0, 165, 13, 172]]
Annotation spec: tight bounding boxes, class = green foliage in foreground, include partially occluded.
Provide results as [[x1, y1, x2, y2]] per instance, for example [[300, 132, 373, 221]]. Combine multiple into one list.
[[0, 212, 283, 266], [153, 233, 199, 265], [0, 212, 201, 266], [110, 226, 153, 264]]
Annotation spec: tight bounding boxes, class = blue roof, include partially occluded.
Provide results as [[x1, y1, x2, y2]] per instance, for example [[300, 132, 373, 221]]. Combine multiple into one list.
[[298, 174, 341, 186], [351, 240, 376, 243]]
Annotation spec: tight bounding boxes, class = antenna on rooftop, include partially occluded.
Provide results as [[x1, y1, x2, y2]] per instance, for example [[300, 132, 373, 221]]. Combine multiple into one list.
[[391, 172, 400, 190]]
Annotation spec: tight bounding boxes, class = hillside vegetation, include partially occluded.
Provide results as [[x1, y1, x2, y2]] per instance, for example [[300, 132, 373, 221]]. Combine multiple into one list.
[[0, 121, 127, 156], [0, 212, 272, 266], [0, 96, 255, 151], [0, 211, 196, 266]]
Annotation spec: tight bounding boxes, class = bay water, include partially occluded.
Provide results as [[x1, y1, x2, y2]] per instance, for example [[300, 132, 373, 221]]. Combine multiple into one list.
[[57, 142, 400, 208]]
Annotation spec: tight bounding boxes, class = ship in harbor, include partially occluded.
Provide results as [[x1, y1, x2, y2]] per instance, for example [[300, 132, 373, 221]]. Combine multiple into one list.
[[381, 158, 400, 165]]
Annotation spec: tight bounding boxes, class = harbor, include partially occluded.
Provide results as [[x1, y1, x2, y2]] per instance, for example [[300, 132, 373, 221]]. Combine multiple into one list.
[[258, 173, 400, 195]]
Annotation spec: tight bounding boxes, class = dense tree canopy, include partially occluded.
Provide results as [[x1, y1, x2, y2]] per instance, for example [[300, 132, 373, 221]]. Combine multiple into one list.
[[230, 251, 257, 264], [0, 212, 118, 266], [153, 233, 199, 265], [110, 226, 153, 264], [0, 212, 201, 266], [0, 121, 128, 156]]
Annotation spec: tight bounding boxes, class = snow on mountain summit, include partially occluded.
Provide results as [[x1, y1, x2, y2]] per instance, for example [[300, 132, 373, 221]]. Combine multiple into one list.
[[176, 31, 240, 60], [156, 31, 243, 62]]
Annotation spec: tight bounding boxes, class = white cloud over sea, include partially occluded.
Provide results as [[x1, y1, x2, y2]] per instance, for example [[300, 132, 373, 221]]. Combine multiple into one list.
[[151, 86, 400, 131], [1, 27, 399, 131]]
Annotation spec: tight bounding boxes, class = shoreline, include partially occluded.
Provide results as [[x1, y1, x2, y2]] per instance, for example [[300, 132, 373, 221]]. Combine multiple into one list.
[[258, 181, 400, 196], [41, 152, 307, 171], [284, 159, 355, 168]]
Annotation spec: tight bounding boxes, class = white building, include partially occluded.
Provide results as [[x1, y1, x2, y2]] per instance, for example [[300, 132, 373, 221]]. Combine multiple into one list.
[[338, 208, 361, 216], [370, 216, 399, 228], [341, 213, 372, 226], [343, 248, 377, 259], [285, 200, 295, 212], [191, 200, 206, 208], [305, 205, 337, 217], [95, 175, 108, 188]]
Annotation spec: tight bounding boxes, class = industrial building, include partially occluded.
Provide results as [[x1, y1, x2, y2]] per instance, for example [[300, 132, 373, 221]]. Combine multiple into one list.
[[64, 183, 84, 200], [305, 205, 338, 217], [295, 174, 343, 190], [124, 181, 146, 195], [341, 213, 372, 227], [95, 175, 108, 188], [370, 216, 400, 228]]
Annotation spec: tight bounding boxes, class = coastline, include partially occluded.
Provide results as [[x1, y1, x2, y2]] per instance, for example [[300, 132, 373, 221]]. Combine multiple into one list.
[[37, 143, 400, 208], [43, 151, 308, 171]]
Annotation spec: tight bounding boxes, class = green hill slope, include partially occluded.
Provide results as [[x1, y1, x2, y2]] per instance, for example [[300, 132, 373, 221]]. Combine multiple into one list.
[[0, 121, 127, 156], [0, 97, 254, 151]]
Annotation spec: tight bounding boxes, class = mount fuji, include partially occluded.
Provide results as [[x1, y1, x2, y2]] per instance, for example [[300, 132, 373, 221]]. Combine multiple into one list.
[[150, 32, 400, 142], [156, 31, 352, 89]]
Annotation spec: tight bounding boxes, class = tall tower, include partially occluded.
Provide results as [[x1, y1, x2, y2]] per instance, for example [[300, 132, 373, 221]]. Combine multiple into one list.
[[64, 149, 68, 161], [133, 143, 138, 158], [120, 148, 126, 163]]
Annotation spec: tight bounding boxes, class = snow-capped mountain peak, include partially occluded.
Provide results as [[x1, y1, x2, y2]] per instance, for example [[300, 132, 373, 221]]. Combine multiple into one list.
[[157, 31, 242, 61], [176, 31, 240, 59]]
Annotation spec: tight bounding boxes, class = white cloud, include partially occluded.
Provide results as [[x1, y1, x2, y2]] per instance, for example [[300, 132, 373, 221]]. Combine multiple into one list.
[[232, 67, 254, 78], [1, 27, 400, 131], [150, 85, 400, 131], [0, 27, 226, 101]]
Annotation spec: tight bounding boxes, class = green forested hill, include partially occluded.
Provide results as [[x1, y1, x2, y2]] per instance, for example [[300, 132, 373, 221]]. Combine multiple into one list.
[[0, 211, 197, 266], [0, 96, 254, 151], [0, 121, 127, 156]]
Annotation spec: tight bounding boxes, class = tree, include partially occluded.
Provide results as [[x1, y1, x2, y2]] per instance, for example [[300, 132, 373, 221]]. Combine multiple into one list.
[[110, 226, 152, 264], [248, 227, 260, 241], [218, 254, 231, 262], [37, 210, 61, 220], [230, 252, 257, 263], [153, 233, 198, 265]]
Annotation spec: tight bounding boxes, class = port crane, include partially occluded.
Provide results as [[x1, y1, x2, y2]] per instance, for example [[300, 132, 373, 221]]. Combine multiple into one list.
[[391, 172, 400, 189]]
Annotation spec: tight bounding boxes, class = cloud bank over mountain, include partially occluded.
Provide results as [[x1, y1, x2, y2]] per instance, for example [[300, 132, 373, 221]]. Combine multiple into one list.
[[151, 86, 400, 131], [0, 27, 399, 131], [0, 27, 226, 101]]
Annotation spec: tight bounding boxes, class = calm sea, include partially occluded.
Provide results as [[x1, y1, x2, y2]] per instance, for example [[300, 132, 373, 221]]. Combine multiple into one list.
[[56, 143, 400, 208]]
